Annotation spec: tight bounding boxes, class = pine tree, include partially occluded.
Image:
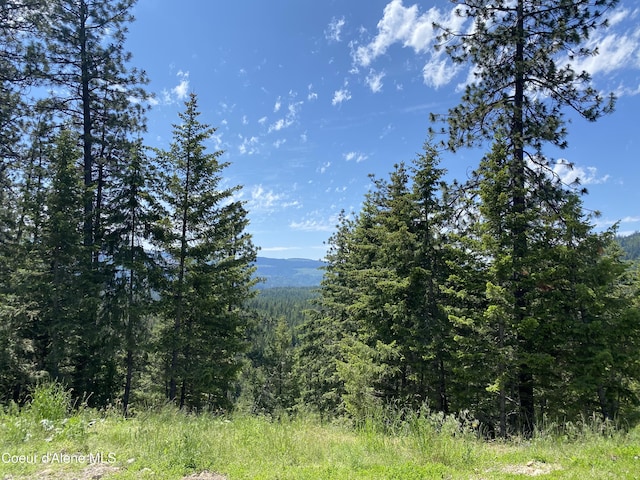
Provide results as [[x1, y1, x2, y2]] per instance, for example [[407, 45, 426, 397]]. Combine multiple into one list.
[[451, 140, 640, 434], [342, 150, 455, 410], [299, 144, 459, 416], [296, 211, 357, 415], [434, 0, 619, 435], [102, 139, 162, 413], [32, 129, 85, 385], [24, 0, 149, 402], [155, 93, 257, 410], [0, 2, 47, 396]]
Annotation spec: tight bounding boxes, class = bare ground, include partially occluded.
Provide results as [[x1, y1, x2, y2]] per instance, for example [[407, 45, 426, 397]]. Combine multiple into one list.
[[2, 464, 228, 480]]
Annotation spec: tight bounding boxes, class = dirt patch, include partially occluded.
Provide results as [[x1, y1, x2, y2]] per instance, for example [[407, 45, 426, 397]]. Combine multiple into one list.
[[501, 460, 562, 476], [5, 466, 228, 480], [6, 463, 120, 479], [181, 473, 228, 480]]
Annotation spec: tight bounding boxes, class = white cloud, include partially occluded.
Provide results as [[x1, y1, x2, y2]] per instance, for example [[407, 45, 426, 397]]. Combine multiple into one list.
[[159, 70, 191, 104], [552, 159, 610, 186], [250, 185, 282, 210], [269, 118, 288, 132], [289, 219, 336, 232], [289, 210, 342, 233], [210, 131, 225, 151], [238, 135, 260, 155], [172, 71, 190, 100], [326, 16, 346, 43], [351, 0, 640, 92], [274, 97, 282, 113], [242, 115, 248, 125], [308, 83, 318, 101], [566, 28, 640, 78], [273, 139, 287, 148], [351, 0, 465, 69], [366, 69, 385, 93], [423, 57, 462, 88], [595, 216, 640, 230], [269, 94, 303, 133], [258, 116, 268, 125], [247, 185, 300, 214], [344, 151, 368, 163], [332, 88, 352, 106], [319, 161, 331, 174]]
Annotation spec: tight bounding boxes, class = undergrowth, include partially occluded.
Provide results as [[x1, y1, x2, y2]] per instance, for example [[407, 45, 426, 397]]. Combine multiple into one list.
[[0, 382, 639, 479]]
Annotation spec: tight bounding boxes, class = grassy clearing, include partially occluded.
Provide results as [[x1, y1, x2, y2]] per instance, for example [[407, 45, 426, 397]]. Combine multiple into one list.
[[1, 386, 639, 479]]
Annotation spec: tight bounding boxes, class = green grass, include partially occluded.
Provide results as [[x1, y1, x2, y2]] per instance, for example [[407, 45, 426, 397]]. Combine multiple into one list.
[[1, 386, 639, 479]]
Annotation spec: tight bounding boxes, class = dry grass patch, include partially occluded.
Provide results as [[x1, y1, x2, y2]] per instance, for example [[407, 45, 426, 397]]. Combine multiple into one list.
[[501, 460, 563, 476]]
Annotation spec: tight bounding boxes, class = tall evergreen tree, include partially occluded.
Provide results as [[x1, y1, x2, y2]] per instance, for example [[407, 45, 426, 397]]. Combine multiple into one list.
[[299, 144, 459, 416], [31, 129, 85, 386], [155, 93, 257, 410], [23, 0, 150, 403], [433, 0, 618, 434], [297, 210, 357, 415], [451, 141, 640, 434], [0, 2, 47, 391], [102, 138, 162, 413], [34, 0, 149, 258]]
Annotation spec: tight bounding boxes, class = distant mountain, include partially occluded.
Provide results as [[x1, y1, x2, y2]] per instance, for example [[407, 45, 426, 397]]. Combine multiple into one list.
[[253, 257, 325, 288]]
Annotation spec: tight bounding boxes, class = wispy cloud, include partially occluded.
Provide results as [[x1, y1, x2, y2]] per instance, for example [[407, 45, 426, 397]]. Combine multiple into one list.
[[366, 69, 385, 93], [289, 212, 339, 232], [269, 93, 303, 133], [344, 151, 368, 163], [326, 16, 346, 43], [308, 83, 318, 101], [251, 185, 282, 210], [552, 159, 610, 186], [351, 1, 639, 90], [238, 135, 260, 155], [562, 8, 640, 84], [350, 0, 465, 69], [246, 185, 300, 214], [160, 70, 190, 104], [349, 0, 467, 88], [423, 57, 463, 89], [332, 88, 352, 106], [319, 161, 331, 174], [595, 215, 640, 229], [172, 70, 190, 100]]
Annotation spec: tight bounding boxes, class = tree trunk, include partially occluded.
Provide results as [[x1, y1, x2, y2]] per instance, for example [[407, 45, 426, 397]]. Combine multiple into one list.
[[79, 0, 94, 256], [512, 0, 534, 437]]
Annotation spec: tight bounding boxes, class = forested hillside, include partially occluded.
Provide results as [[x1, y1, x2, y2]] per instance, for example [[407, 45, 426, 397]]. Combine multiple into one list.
[[0, 0, 638, 441], [240, 287, 318, 413], [618, 232, 640, 260]]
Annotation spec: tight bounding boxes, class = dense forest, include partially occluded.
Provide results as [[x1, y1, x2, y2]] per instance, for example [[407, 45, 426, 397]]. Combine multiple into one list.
[[1, 0, 638, 439], [0, 0, 257, 413]]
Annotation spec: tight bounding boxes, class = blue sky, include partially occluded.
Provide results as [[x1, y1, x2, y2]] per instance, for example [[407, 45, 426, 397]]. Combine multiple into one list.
[[126, 0, 640, 260]]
